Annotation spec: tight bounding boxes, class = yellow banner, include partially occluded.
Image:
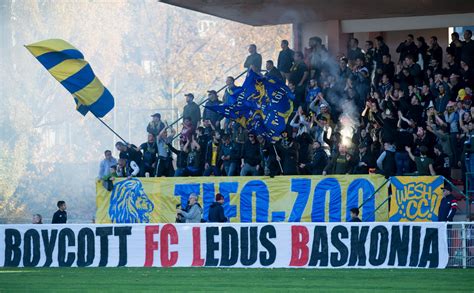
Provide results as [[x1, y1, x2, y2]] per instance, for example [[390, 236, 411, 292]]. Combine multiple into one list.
[[389, 176, 444, 222], [96, 175, 388, 223]]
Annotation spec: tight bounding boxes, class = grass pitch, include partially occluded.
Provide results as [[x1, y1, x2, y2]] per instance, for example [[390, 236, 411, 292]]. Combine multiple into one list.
[[0, 267, 472, 292]]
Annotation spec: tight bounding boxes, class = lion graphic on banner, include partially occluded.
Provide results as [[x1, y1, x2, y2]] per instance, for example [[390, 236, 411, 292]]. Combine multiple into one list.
[[109, 178, 154, 223]]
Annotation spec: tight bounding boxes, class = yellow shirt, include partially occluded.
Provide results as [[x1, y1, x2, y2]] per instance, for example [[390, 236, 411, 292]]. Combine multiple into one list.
[[211, 143, 218, 166]]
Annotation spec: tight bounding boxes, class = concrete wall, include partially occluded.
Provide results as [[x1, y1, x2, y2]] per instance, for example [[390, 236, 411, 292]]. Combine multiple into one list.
[[295, 12, 470, 62], [341, 13, 474, 33], [298, 24, 450, 63], [301, 21, 328, 49], [384, 28, 449, 63]]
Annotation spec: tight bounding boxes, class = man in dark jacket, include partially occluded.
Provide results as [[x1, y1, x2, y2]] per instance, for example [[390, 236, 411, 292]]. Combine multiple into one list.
[[353, 142, 374, 174], [265, 60, 284, 83], [299, 141, 327, 175], [396, 34, 418, 63], [203, 90, 223, 129], [349, 207, 362, 222], [277, 39, 294, 81], [438, 186, 457, 222], [377, 141, 397, 178], [52, 201, 67, 224], [240, 132, 261, 176], [183, 93, 201, 128], [208, 193, 227, 223]]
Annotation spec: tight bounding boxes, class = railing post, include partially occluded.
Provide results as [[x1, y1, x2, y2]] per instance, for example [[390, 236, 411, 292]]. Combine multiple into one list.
[[169, 69, 249, 140], [358, 177, 390, 209], [467, 172, 472, 222], [462, 223, 467, 269]]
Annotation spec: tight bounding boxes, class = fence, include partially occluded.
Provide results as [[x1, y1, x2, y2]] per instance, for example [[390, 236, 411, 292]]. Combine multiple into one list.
[[447, 222, 474, 268]]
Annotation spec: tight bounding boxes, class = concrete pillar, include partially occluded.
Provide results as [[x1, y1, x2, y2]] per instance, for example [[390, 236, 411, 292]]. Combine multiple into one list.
[[292, 23, 303, 52], [326, 20, 350, 58]]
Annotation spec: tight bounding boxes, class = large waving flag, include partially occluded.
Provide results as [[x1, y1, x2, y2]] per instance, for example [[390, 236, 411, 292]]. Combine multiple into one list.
[[25, 39, 114, 118], [205, 70, 294, 141]]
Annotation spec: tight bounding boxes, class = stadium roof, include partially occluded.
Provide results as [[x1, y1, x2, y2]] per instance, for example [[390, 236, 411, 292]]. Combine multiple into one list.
[[160, 0, 474, 26]]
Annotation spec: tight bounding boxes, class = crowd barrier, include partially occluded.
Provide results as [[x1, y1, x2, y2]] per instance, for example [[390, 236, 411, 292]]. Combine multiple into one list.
[[0, 222, 449, 268], [447, 223, 474, 268]]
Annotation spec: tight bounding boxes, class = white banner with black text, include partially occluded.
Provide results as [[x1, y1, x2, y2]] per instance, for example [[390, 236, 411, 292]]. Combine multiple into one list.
[[0, 222, 448, 269]]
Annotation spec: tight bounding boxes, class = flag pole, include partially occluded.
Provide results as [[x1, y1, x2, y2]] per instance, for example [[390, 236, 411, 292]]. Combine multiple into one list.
[[92, 113, 128, 144], [273, 144, 284, 174]]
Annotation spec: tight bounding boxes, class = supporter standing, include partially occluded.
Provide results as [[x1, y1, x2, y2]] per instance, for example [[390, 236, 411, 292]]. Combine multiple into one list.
[[240, 132, 261, 176], [140, 133, 158, 177], [280, 130, 299, 175], [299, 141, 327, 175], [203, 131, 221, 176], [203, 90, 223, 129], [323, 144, 354, 175], [265, 60, 284, 83], [169, 140, 189, 177], [52, 201, 67, 224], [219, 134, 239, 176], [349, 208, 362, 222], [183, 93, 201, 128], [448, 32, 463, 64], [305, 36, 329, 80], [289, 51, 309, 109], [396, 34, 418, 63], [415, 36, 429, 70], [352, 142, 375, 174], [146, 113, 165, 138], [98, 150, 117, 179], [208, 193, 227, 223], [438, 186, 457, 222], [156, 126, 175, 177], [374, 36, 390, 71], [277, 39, 294, 81], [427, 36, 443, 65], [347, 38, 364, 63], [244, 44, 262, 73], [376, 141, 397, 178], [185, 136, 202, 176], [461, 30, 474, 67], [406, 145, 436, 176]]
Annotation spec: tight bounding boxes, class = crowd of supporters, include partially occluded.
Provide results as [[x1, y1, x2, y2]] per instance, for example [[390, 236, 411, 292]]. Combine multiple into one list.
[[98, 30, 474, 183]]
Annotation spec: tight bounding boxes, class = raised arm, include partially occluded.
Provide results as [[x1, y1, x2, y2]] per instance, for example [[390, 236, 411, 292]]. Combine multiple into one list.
[[405, 146, 416, 161]]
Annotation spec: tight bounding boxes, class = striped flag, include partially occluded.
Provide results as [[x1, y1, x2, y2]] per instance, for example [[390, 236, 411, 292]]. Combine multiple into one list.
[[25, 39, 114, 118]]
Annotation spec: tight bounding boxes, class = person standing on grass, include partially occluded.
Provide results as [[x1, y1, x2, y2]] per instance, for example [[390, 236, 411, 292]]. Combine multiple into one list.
[[52, 201, 67, 224], [438, 186, 457, 222], [349, 207, 362, 222], [208, 193, 227, 223]]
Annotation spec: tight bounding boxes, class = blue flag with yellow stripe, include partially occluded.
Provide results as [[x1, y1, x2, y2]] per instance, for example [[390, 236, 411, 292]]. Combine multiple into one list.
[[205, 70, 294, 141], [25, 39, 114, 118]]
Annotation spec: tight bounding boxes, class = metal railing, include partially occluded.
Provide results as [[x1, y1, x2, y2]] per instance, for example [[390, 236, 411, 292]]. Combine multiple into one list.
[[169, 69, 248, 140], [447, 222, 474, 268], [466, 172, 473, 221]]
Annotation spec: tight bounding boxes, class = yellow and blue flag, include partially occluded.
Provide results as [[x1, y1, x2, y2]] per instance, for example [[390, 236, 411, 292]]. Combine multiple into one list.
[[205, 70, 294, 141], [25, 39, 114, 118]]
